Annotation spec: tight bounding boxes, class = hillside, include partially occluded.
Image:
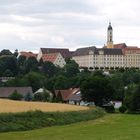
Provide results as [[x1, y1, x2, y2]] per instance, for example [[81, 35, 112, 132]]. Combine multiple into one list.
[[0, 99, 88, 113]]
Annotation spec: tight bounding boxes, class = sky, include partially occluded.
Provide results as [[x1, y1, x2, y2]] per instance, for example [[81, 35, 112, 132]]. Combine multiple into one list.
[[0, 0, 140, 52]]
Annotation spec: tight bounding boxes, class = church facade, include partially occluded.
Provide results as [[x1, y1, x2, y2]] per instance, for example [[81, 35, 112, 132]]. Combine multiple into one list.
[[72, 23, 140, 69]]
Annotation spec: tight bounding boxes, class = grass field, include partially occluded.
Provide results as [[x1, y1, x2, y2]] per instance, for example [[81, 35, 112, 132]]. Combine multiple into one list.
[[0, 114, 140, 140], [0, 99, 88, 113]]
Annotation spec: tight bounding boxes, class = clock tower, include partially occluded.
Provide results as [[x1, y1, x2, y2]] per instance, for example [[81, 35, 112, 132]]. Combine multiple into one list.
[[107, 22, 113, 48]]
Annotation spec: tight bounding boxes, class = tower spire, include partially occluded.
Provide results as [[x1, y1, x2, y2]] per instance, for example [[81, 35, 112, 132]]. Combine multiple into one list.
[[107, 22, 113, 48]]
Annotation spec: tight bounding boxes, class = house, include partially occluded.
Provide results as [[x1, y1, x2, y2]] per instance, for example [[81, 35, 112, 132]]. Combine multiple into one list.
[[68, 90, 82, 105], [55, 88, 80, 103], [37, 48, 72, 61], [17, 51, 37, 59], [0, 87, 33, 99], [42, 53, 66, 67], [112, 101, 122, 109], [0, 77, 15, 82], [34, 88, 53, 101]]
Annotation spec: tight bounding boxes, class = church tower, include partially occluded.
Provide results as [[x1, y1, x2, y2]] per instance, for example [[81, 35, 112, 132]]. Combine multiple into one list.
[[107, 22, 113, 48]]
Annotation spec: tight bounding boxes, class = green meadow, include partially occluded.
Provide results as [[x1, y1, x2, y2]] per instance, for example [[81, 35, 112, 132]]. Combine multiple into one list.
[[0, 114, 140, 140]]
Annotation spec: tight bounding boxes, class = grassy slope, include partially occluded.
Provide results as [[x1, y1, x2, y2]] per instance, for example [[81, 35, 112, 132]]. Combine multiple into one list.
[[0, 114, 140, 140]]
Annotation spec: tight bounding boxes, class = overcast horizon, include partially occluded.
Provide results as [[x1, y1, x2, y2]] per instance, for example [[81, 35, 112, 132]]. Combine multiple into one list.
[[0, 0, 140, 52]]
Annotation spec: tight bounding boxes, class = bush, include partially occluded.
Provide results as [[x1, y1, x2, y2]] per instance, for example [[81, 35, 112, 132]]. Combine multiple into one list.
[[25, 93, 32, 101], [0, 108, 105, 132], [9, 90, 23, 100], [103, 105, 115, 113], [119, 105, 127, 113]]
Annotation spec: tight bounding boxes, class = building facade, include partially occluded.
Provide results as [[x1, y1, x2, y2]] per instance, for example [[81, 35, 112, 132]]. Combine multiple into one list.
[[72, 23, 140, 69]]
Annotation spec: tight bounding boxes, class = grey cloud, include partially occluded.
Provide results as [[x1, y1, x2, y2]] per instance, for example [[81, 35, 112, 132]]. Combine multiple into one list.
[[0, 0, 140, 51]]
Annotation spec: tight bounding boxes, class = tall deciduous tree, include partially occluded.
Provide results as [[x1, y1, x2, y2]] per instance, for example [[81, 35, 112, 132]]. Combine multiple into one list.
[[110, 73, 124, 100], [42, 61, 56, 77], [124, 84, 140, 112], [0, 55, 18, 76], [25, 57, 38, 73], [64, 59, 80, 77], [81, 76, 113, 106], [0, 49, 12, 56], [23, 72, 45, 92]]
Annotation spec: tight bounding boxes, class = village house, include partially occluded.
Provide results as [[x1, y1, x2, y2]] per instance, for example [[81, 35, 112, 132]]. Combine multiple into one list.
[[0, 87, 33, 99], [55, 88, 82, 104], [42, 53, 66, 67], [17, 51, 37, 59], [37, 48, 72, 61]]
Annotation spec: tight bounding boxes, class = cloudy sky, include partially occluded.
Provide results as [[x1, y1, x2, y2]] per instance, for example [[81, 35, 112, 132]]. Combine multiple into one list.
[[0, 0, 140, 52]]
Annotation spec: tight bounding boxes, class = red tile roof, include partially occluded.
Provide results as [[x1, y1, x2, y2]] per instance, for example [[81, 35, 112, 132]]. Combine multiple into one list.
[[42, 53, 59, 63], [125, 46, 139, 50], [20, 51, 37, 58], [40, 48, 71, 58], [113, 43, 127, 49], [123, 46, 140, 54], [55, 88, 80, 101]]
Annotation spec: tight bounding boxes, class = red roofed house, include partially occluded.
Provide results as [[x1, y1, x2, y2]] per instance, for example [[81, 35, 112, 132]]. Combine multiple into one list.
[[55, 88, 80, 103], [18, 51, 37, 59], [42, 53, 66, 67], [37, 48, 71, 61]]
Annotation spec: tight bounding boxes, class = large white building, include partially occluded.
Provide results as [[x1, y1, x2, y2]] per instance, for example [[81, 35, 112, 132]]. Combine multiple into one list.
[[72, 23, 140, 69]]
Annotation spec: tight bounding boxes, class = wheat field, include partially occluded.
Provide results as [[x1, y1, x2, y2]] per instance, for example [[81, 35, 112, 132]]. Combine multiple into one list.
[[0, 99, 88, 113]]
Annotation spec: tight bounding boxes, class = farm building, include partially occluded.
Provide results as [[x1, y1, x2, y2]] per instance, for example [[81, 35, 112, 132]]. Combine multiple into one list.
[[0, 87, 33, 99]]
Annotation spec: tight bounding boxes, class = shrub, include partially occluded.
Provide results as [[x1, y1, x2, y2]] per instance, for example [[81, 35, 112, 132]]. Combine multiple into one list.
[[9, 90, 23, 100], [103, 105, 115, 113], [25, 93, 33, 101], [119, 105, 127, 113], [0, 108, 105, 132]]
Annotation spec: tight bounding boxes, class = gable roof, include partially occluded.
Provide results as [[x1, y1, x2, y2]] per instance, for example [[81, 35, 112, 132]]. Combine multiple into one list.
[[42, 53, 59, 63], [55, 88, 79, 101], [69, 91, 81, 101], [0, 87, 33, 98], [113, 43, 127, 49], [40, 48, 71, 58], [19, 52, 37, 58]]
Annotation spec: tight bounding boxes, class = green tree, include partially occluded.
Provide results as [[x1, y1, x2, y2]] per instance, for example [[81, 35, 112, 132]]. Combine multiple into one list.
[[5, 77, 28, 87], [13, 49, 18, 57], [25, 57, 38, 73], [81, 76, 113, 106], [9, 90, 23, 100], [0, 49, 12, 56], [23, 72, 45, 92], [110, 73, 124, 100], [124, 84, 140, 112], [0, 55, 18, 76], [42, 61, 57, 77], [54, 75, 69, 90], [17, 55, 26, 75], [64, 59, 80, 77], [3, 69, 13, 77]]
